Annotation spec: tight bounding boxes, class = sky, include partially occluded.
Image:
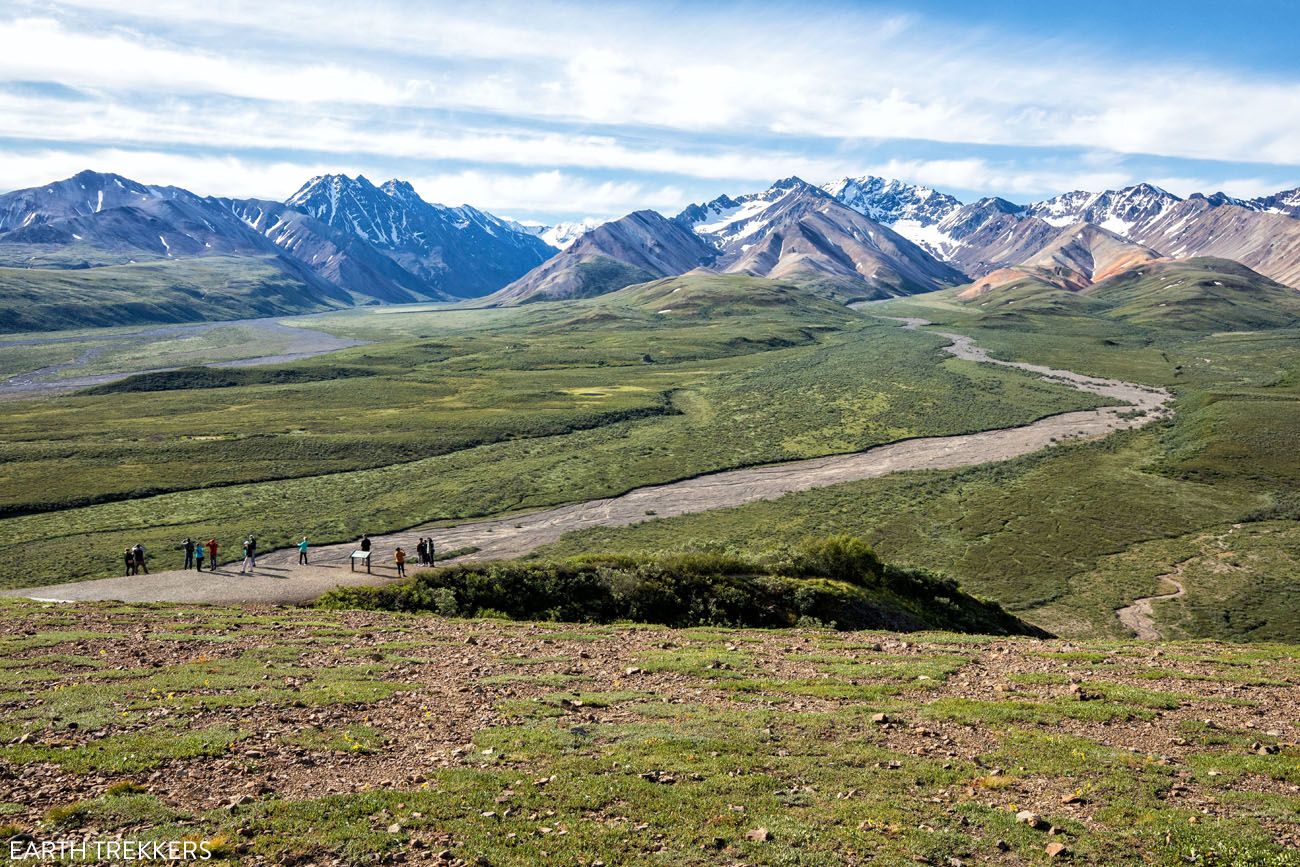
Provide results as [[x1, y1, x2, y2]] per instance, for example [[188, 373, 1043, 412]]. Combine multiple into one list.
[[1, 0, 1298, 224]]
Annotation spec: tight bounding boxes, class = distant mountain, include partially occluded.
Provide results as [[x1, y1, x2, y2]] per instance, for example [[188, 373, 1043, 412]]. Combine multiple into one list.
[[681, 178, 965, 300], [496, 178, 967, 306], [220, 198, 446, 304], [1247, 187, 1300, 218], [485, 211, 717, 304], [285, 175, 555, 298], [1124, 196, 1300, 288], [957, 223, 1161, 300], [512, 219, 600, 251], [1024, 183, 1181, 233], [0, 170, 358, 330], [822, 175, 963, 256]]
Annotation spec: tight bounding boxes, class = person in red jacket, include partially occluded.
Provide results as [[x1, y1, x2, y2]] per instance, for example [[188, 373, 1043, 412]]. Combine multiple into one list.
[[206, 538, 219, 570]]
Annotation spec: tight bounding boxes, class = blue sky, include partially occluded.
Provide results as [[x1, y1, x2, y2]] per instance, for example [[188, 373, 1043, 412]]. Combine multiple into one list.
[[1, 0, 1298, 224]]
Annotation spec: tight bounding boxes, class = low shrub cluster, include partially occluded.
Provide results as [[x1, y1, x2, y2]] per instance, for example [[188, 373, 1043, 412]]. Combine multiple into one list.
[[319, 535, 1046, 636]]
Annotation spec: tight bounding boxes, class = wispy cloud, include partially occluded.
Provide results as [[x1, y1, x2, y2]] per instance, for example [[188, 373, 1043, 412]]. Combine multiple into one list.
[[0, 1, 1297, 217]]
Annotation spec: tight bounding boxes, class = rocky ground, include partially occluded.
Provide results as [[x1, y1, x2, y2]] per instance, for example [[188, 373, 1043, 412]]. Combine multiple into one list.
[[0, 599, 1297, 865]]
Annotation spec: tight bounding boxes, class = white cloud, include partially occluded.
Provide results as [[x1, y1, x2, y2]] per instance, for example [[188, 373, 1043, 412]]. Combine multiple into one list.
[[4, 6, 1299, 168], [409, 169, 686, 217], [0, 149, 338, 200], [0, 1, 1296, 216], [0, 148, 686, 217]]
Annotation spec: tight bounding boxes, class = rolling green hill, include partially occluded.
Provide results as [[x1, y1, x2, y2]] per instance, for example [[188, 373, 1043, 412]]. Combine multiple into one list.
[[1087, 257, 1300, 331], [599, 271, 857, 319], [0, 257, 349, 333], [952, 257, 1300, 332]]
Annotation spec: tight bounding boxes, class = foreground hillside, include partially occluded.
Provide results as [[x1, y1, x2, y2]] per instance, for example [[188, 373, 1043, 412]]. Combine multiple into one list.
[[0, 600, 1296, 865]]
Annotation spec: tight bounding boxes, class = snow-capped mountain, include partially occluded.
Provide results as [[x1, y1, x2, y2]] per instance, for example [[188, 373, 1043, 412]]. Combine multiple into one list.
[[1024, 183, 1182, 234], [487, 211, 717, 304], [512, 219, 601, 251], [821, 176, 963, 256], [494, 177, 965, 306], [285, 174, 555, 298], [1248, 187, 1300, 218], [675, 176, 820, 247], [222, 197, 446, 304]]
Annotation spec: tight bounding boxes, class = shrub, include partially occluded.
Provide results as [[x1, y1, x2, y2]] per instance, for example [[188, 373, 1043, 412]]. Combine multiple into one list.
[[319, 537, 1044, 636], [789, 534, 883, 585]]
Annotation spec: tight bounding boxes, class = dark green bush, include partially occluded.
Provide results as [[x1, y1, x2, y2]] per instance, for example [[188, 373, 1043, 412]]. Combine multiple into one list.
[[319, 537, 1045, 636]]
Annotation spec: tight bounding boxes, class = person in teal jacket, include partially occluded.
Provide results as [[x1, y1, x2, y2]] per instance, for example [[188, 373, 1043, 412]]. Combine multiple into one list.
[[298, 536, 309, 565]]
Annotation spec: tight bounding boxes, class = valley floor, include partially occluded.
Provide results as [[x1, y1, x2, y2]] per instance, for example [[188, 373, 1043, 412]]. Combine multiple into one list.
[[5, 323, 1169, 616], [0, 600, 1296, 865]]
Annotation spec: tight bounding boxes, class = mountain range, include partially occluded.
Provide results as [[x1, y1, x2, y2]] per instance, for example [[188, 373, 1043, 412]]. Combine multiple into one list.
[[0, 170, 556, 330], [1, 168, 1298, 332]]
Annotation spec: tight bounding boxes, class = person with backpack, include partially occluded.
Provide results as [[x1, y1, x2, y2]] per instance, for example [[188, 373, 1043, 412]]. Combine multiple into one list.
[[194, 543, 205, 571], [247, 534, 257, 566], [239, 537, 255, 575], [298, 536, 309, 565], [394, 546, 407, 578], [206, 538, 219, 570], [181, 537, 195, 570], [133, 544, 148, 575]]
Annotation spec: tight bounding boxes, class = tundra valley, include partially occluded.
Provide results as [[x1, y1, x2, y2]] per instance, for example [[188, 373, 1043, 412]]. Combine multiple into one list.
[[1, 4, 1299, 865]]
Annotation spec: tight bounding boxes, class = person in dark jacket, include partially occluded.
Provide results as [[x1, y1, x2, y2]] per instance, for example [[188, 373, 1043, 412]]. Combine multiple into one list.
[[124, 547, 136, 576], [181, 537, 195, 570], [132, 544, 148, 575]]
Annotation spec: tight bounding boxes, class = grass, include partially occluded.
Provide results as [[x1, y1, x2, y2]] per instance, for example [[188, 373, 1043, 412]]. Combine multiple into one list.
[[0, 599, 1295, 865]]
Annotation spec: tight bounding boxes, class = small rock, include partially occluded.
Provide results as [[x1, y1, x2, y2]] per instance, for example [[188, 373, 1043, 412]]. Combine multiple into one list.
[[1016, 811, 1047, 830], [744, 828, 770, 842], [1045, 841, 1068, 859], [1060, 793, 1082, 805], [387, 823, 402, 834]]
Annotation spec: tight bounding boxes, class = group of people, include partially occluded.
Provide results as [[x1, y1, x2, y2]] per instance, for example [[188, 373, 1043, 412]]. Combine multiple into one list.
[[123, 543, 149, 575], [129, 532, 437, 577], [177, 537, 222, 572], [415, 537, 437, 566]]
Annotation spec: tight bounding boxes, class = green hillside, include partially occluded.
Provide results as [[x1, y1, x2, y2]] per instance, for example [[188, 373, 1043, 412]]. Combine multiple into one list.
[[951, 257, 1300, 332], [601, 271, 856, 318], [0, 257, 347, 333], [1087, 257, 1300, 331]]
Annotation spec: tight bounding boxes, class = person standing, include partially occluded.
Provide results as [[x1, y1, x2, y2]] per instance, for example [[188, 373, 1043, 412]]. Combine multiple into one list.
[[247, 534, 258, 568], [415, 538, 427, 566], [133, 544, 148, 575], [394, 546, 406, 578], [206, 538, 219, 570], [194, 543, 205, 571], [427, 537, 435, 564], [124, 547, 136, 576], [298, 536, 309, 565], [239, 537, 255, 575], [181, 537, 195, 570]]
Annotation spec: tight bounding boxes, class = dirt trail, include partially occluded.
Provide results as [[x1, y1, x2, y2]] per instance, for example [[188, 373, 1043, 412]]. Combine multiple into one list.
[[8, 319, 1174, 605], [1116, 574, 1188, 640]]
